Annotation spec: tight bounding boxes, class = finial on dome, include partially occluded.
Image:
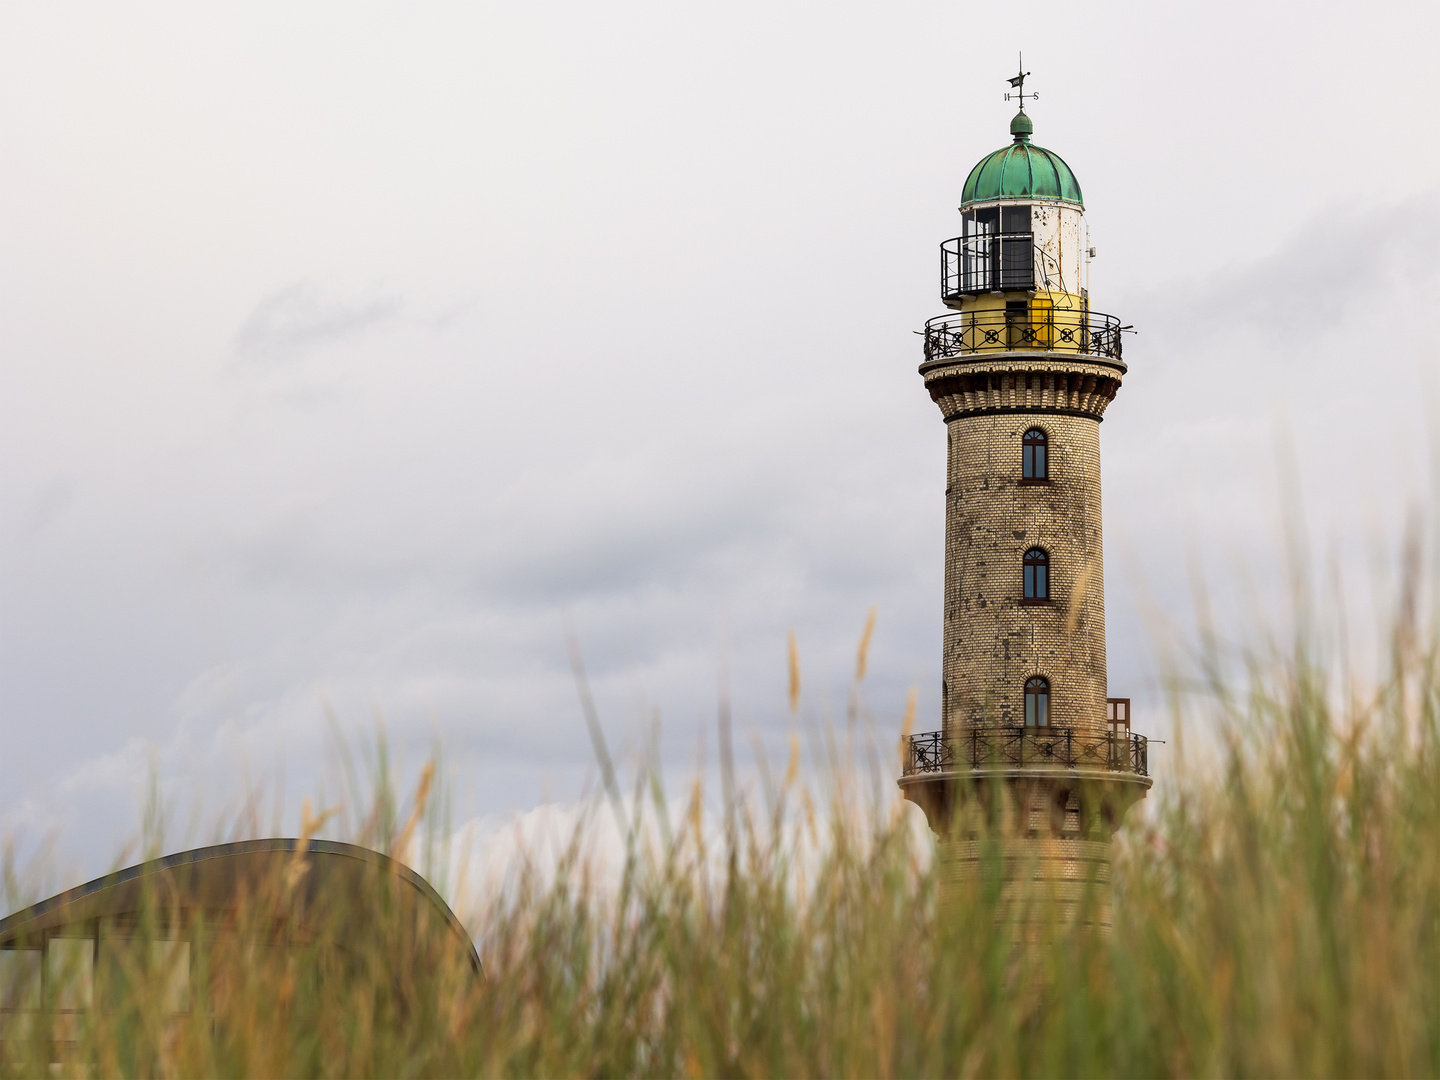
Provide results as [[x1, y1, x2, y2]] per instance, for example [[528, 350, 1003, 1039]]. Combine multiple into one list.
[[1003, 54, 1037, 141]]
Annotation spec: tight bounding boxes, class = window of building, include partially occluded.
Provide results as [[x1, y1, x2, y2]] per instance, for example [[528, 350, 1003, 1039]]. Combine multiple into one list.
[[1106, 698, 1131, 737], [965, 206, 1000, 235], [1023, 548, 1050, 601], [0, 948, 42, 1012], [999, 207, 1032, 285], [1024, 677, 1050, 727], [960, 205, 1033, 292], [1022, 427, 1048, 480], [999, 205, 1031, 234], [47, 936, 94, 1012]]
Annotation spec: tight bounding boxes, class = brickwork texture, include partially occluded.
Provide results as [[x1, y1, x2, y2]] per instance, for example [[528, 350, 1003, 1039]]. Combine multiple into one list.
[[941, 409, 1108, 737]]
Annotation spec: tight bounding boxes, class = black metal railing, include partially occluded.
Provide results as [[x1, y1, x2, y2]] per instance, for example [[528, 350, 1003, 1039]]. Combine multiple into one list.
[[941, 233, 1035, 297], [904, 727, 1149, 777], [922, 309, 1124, 362]]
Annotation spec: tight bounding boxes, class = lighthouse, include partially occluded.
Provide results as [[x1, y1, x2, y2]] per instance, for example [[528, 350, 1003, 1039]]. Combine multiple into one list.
[[898, 66, 1150, 916]]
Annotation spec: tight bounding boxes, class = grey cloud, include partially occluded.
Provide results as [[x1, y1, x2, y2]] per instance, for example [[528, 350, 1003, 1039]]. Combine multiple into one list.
[[1137, 193, 1439, 348], [1099, 193, 1440, 744], [234, 283, 402, 359]]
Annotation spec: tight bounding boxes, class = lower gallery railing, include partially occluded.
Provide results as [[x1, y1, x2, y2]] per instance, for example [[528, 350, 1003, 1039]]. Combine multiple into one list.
[[905, 727, 1148, 777], [922, 309, 1125, 361]]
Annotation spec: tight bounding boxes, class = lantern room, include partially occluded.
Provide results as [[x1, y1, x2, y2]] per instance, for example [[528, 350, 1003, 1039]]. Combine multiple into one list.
[[941, 111, 1089, 310]]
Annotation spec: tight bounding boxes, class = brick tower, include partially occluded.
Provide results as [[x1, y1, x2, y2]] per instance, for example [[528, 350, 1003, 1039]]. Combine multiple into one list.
[[897, 70, 1150, 919]]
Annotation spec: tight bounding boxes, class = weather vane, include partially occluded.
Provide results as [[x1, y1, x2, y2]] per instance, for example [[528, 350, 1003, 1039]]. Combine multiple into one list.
[[1004, 53, 1036, 110]]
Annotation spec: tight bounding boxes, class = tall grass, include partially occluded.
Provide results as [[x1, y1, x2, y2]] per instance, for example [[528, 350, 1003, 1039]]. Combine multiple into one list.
[[6, 553, 1440, 1077]]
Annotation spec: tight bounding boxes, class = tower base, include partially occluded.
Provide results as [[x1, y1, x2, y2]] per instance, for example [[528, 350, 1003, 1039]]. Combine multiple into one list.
[[902, 766, 1150, 932], [940, 836, 1115, 933]]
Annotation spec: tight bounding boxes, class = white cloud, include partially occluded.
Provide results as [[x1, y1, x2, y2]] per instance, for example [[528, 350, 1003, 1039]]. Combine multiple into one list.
[[440, 780, 935, 930]]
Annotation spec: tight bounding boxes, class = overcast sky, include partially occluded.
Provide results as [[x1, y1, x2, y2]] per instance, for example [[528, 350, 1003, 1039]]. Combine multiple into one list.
[[3, 2, 1438, 890]]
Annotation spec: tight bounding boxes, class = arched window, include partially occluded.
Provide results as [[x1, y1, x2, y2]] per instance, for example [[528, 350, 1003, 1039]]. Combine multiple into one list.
[[1024, 677, 1050, 727], [1022, 428, 1048, 480], [1023, 548, 1050, 600]]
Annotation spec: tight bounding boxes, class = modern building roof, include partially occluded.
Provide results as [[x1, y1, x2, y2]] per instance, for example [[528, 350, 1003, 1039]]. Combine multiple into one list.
[[0, 837, 481, 974], [961, 111, 1084, 208]]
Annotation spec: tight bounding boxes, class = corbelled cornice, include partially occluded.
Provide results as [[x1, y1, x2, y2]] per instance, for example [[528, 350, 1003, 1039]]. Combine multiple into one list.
[[921, 353, 1125, 422]]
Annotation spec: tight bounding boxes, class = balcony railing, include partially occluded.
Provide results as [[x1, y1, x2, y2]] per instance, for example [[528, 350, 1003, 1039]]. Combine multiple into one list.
[[903, 727, 1149, 778], [922, 309, 1124, 362], [941, 233, 1035, 298]]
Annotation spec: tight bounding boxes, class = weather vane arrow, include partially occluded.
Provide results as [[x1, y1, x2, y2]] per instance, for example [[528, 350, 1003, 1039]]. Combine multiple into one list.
[[1003, 52, 1037, 109]]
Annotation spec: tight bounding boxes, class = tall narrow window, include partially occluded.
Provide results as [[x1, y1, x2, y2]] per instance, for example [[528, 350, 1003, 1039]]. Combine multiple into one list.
[[1106, 698, 1131, 737], [1022, 428, 1048, 480], [1024, 677, 1050, 727], [962, 208, 998, 292], [1023, 548, 1050, 600], [999, 205, 1033, 289]]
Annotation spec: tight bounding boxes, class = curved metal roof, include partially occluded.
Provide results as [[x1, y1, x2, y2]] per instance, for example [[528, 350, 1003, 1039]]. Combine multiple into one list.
[[0, 838, 480, 974], [961, 113, 1083, 208]]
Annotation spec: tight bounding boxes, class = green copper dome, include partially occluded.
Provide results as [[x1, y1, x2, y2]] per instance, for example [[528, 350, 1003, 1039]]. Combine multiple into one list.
[[961, 112, 1083, 208]]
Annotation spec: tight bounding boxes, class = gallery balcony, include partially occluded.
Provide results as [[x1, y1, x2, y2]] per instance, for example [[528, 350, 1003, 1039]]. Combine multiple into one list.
[[903, 726, 1150, 778], [922, 309, 1125, 363]]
